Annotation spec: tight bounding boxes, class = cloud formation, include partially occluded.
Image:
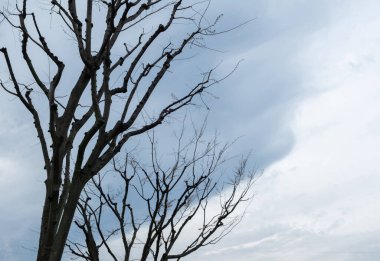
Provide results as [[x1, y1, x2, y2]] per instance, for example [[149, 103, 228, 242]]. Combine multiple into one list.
[[189, 1, 380, 260], [0, 0, 380, 260]]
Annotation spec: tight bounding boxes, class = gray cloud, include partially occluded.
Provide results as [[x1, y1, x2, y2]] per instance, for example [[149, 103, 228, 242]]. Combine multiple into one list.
[[2, 0, 379, 260]]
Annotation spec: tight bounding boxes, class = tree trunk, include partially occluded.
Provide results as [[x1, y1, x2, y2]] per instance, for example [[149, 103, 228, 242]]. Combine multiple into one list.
[[36, 187, 52, 261], [37, 173, 86, 261], [50, 174, 85, 261]]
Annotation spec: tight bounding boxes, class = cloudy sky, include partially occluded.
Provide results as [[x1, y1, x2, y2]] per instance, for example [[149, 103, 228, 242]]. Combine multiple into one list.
[[1, 0, 380, 260]]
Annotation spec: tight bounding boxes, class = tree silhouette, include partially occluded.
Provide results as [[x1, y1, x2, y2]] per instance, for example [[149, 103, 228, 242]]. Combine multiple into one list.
[[0, 1, 252, 260]]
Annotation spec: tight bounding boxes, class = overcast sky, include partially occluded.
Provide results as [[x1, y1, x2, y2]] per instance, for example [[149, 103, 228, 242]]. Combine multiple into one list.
[[1, 0, 380, 260]]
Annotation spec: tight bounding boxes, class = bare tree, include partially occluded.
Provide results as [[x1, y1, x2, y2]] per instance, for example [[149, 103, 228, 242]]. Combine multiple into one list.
[[68, 123, 255, 261], [0, 1, 249, 260]]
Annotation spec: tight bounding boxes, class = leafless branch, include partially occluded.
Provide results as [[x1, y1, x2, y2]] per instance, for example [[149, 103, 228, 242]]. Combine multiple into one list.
[[69, 122, 255, 261]]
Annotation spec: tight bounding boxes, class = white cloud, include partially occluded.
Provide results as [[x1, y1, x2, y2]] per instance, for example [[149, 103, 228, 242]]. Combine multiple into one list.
[[189, 1, 380, 260]]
